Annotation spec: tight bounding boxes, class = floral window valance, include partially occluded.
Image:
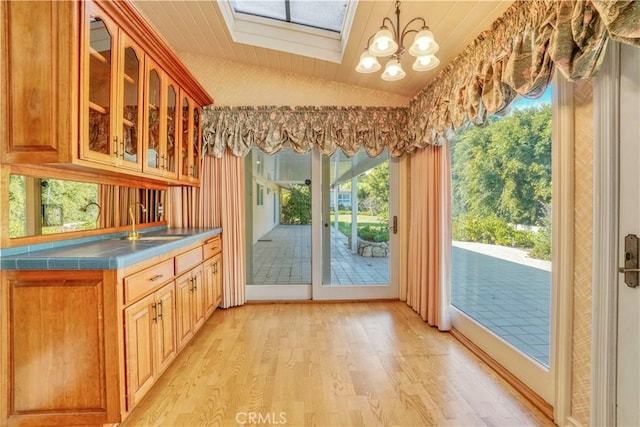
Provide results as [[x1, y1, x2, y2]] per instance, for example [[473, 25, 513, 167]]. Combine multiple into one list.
[[202, 0, 639, 158], [202, 106, 410, 158]]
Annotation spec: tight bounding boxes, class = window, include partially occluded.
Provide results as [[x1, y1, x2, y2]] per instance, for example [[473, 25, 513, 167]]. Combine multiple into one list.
[[257, 183, 264, 206], [450, 86, 552, 367], [218, 0, 357, 63], [231, 0, 347, 32]]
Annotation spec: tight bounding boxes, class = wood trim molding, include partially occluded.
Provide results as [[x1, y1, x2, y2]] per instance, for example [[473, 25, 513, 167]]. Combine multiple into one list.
[[590, 41, 620, 427], [95, 0, 213, 106], [450, 328, 554, 420], [552, 72, 575, 426]]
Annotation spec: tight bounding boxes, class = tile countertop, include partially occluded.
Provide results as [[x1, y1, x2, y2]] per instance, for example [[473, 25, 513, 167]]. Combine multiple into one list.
[[0, 227, 222, 270]]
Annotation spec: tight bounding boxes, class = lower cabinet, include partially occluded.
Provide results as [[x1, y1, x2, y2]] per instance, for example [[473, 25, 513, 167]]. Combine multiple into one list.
[[0, 270, 121, 426], [0, 233, 222, 426], [175, 265, 204, 350], [124, 281, 176, 409], [204, 252, 223, 317]]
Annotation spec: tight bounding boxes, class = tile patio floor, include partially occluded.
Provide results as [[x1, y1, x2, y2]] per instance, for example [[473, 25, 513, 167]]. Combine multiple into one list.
[[251, 225, 388, 285], [250, 224, 551, 366]]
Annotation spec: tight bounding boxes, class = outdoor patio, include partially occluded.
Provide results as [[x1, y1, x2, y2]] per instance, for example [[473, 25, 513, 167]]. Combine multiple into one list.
[[251, 224, 389, 285], [250, 224, 551, 366]]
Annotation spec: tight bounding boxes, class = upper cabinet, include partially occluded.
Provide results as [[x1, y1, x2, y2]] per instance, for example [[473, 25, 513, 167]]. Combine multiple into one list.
[[179, 94, 201, 185], [82, 4, 143, 172], [1, 0, 213, 186]]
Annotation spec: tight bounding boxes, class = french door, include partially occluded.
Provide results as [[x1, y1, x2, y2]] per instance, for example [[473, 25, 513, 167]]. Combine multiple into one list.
[[616, 42, 640, 427], [245, 147, 398, 300]]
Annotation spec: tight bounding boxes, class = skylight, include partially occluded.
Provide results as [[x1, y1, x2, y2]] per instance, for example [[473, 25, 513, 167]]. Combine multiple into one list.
[[218, 0, 357, 63], [231, 0, 347, 33]]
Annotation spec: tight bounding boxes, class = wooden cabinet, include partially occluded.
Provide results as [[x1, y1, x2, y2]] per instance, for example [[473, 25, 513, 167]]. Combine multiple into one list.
[[203, 235, 223, 316], [0, 270, 121, 426], [144, 71, 179, 180], [81, 1, 144, 172], [0, 232, 222, 426], [1, 0, 213, 185], [179, 94, 202, 185], [124, 281, 176, 409], [176, 265, 204, 350]]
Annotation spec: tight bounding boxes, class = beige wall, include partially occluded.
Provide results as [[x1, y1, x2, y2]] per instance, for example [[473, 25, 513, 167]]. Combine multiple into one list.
[[571, 79, 593, 425], [180, 53, 410, 107]]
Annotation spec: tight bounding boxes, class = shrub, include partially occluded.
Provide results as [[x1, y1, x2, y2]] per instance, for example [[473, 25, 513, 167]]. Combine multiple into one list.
[[453, 214, 534, 248], [281, 185, 311, 224], [358, 225, 389, 243]]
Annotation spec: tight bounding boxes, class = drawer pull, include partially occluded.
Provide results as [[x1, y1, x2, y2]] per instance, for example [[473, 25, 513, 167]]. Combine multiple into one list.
[[150, 274, 164, 282]]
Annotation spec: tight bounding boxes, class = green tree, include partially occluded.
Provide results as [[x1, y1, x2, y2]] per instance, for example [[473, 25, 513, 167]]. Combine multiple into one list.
[[358, 161, 389, 218], [281, 184, 311, 224], [451, 105, 551, 226]]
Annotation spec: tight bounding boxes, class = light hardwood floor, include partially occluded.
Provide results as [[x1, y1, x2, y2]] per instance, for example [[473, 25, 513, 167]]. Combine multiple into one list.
[[122, 301, 555, 426]]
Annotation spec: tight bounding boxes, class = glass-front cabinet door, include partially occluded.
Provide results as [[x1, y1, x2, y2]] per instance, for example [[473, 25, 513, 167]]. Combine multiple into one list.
[[118, 35, 143, 171], [191, 106, 201, 182], [144, 58, 164, 176], [179, 95, 192, 182], [82, 1, 142, 171], [164, 79, 179, 179], [83, 2, 117, 165]]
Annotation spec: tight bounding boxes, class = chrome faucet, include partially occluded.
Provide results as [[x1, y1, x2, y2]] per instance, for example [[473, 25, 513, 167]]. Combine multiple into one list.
[[81, 202, 102, 228], [127, 202, 147, 240]]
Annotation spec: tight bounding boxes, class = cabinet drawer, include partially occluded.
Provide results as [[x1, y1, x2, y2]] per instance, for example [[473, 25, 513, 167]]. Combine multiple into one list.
[[124, 259, 174, 305], [203, 236, 222, 260], [175, 247, 203, 275]]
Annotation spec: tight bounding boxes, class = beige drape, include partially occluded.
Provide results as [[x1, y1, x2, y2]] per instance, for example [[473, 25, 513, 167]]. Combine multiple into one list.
[[406, 144, 452, 330], [168, 153, 245, 308]]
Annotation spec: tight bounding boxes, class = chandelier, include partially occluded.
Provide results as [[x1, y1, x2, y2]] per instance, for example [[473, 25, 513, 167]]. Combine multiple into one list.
[[355, 1, 439, 81]]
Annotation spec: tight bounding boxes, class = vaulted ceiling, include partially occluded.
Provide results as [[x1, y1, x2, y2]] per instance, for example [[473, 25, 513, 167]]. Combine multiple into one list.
[[132, 1, 513, 99]]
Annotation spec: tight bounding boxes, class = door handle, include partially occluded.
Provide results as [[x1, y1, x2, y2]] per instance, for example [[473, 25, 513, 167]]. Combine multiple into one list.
[[620, 234, 639, 288], [388, 216, 398, 234]]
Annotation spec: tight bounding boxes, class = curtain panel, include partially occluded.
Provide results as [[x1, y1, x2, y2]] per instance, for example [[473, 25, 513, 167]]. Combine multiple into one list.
[[406, 144, 452, 330], [408, 0, 640, 147], [168, 155, 246, 308], [202, 106, 410, 158]]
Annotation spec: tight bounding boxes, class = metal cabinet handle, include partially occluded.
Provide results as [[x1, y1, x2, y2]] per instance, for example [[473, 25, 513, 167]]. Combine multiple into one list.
[[150, 274, 164, 282], [158, 300, 163, 320], [152, 302, 157, 323]]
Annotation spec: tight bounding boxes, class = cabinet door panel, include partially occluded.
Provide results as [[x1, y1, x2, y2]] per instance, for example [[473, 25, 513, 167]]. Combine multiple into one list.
[[165, 80, 179, 178], [175, 273, 194, 350], [145, 60, 164, 174], [214, 254, 223, 306], [155, 282, 177, 375], [179, 95, 192, 181], [82, 2, 117, 164], [192, 266, 205, 332], [10, 275, 106, 413], [203, 260, 216, 317], [124, 294, 156, 409], [118, 34, 144, 170]]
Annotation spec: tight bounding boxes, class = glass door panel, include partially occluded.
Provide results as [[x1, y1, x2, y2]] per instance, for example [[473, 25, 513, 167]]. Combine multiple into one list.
[[246, 148, 313, 299], [146, 68, 161, 171], [165, 83, 178, 176], [191, 107, 200, 180], [121, 44, 142, 168], [323, 149, 390, 286], [180, 96, 190, 179], [311, 148, 398, 300], [87, 17, 112, 158]]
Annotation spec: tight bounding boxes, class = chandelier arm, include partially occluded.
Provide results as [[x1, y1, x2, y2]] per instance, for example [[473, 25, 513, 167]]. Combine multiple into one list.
[[400, 17, 427, 37], [399, 28, 419, 51], [381, 16, 397, 38]]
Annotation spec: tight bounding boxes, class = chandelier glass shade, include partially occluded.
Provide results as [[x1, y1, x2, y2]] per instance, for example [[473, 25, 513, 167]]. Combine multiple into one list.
[[356, 1, 439, 81]]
